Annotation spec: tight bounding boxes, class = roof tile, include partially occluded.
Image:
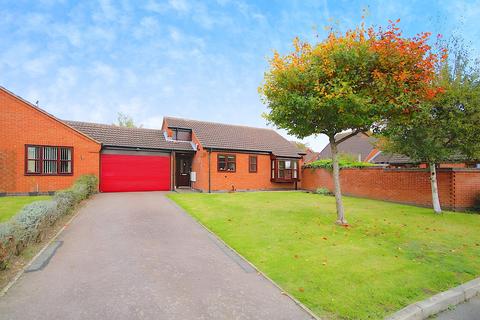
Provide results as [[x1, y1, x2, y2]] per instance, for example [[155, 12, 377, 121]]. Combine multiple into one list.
[[164, 117, 303, 158], [65, 120, 193, 151]]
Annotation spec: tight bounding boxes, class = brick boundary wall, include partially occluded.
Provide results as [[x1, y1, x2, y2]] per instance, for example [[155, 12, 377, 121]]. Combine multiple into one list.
[[301, 167, 480, 211]]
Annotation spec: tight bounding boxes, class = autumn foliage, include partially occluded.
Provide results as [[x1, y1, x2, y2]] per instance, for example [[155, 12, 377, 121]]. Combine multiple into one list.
[[259, 19, 447, 224], [260, 20, 447, 138]]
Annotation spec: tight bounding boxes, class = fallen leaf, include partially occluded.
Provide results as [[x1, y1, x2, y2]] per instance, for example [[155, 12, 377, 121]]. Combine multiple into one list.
[[298, 288, 305, 292]]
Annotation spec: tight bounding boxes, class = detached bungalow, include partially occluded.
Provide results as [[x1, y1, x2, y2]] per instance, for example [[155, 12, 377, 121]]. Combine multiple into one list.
[[1, 87, 304, 194]]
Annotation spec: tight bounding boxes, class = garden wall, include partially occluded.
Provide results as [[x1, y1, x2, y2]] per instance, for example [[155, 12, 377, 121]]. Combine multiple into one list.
[[301, 167, 480, 211]]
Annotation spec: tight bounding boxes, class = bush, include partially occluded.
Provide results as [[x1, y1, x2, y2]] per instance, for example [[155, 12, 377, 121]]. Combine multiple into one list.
[[54, 190, 77, 216], [315, 187, 333, 196], [0, 223, 15, 270], [0, 174, 98, 270]]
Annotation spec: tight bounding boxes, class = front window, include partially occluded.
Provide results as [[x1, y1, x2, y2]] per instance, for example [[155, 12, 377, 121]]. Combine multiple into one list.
[[25, 145, 73, 175], [249, 156, 257, 173], [218, 154, 236, 172], [271, 158, 299, 182]]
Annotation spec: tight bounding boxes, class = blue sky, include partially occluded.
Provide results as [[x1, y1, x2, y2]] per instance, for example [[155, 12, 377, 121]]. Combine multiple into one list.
[[1, 0, 479, 151]]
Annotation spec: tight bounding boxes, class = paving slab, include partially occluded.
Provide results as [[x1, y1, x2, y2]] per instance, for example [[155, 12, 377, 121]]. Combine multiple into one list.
[[0, 192, 314, 320]]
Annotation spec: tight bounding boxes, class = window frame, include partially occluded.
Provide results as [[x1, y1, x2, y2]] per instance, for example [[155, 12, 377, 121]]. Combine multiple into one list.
[[24, 144, 74, 176], [170, 128, 192, 141], [270, 157, 299, 182], [249, 155, 257, 173], [217, 154, 236, 172]]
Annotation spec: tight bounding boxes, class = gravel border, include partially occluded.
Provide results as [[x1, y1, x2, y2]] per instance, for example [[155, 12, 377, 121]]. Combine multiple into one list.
[[386, 278, 480, 320]]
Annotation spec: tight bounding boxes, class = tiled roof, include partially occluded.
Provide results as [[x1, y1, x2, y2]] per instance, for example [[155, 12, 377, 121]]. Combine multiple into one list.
[[372, 151, 471, 164], [372, 152, 413, 164], [318, 132, 377, 161], [164, 117, 304, 158], [303, 148, 320, 163], [64, 120, 194, 151]]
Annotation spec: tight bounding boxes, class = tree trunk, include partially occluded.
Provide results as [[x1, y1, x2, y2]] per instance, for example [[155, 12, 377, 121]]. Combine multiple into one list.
[[330, 137, 347, 225], [429, 162, 442, 214]]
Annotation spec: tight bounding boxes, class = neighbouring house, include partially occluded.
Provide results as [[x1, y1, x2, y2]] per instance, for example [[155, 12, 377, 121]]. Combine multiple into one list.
[[318, 132, 379, 162], [318, 131, 479, 168], [1, 87, 304, 194], [0, 87, 101, 195], [301, 147, 320, 164]]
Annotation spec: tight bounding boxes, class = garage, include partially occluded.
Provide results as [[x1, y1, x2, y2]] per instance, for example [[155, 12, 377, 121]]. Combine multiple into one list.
[[100, 152, 171, 192]]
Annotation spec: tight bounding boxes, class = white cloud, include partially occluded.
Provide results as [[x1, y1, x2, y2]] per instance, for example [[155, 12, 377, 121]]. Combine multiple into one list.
[[90, 62, 118, 83], [169, 0, 190, 13], [23, 55, 58, 76]]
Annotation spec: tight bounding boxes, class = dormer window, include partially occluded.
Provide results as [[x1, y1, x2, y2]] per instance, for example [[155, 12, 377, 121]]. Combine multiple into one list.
[[170, 128, 192, 141]]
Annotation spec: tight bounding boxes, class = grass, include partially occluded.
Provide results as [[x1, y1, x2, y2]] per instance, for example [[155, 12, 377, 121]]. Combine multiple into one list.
[[0, 196, 51, 222], [168, 191, 480, 320]]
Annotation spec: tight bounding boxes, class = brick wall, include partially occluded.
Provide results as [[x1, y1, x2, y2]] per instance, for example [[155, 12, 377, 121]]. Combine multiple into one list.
[[302, 167, 480, 211], [0, 89, 101, 193], [191, 148, 300, 192]]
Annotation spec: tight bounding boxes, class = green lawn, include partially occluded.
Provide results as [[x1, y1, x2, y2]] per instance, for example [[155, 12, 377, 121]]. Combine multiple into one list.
[[0, 196, 51, 222], [168, 192, 480, 320]]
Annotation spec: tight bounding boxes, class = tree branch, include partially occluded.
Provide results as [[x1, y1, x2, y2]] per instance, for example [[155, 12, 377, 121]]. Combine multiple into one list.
[[336, 129, 365, 145]]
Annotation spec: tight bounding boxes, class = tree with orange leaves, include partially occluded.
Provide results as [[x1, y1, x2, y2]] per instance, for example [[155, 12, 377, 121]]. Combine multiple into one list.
[[259, 20, 444, 225]]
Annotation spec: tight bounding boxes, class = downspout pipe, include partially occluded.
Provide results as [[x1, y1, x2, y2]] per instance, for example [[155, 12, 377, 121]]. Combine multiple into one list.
[[208, 148, 211, 193]]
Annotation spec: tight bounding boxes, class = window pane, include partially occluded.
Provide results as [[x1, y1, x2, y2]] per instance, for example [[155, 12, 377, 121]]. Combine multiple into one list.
[[27, 147, 40, 159], [60, 161, 72, 173], [227, 156, 235, 161], [27, 160, 39, 173], [285, 161, 291, 169], [43, 147, 58, 160], [227, 162, 235, 171], [218, 155, 226, 170], [293, 170, 298, 178], [60, 148, 71, 160], [43, 160, 57, 174], [279, 161, 285, 170]]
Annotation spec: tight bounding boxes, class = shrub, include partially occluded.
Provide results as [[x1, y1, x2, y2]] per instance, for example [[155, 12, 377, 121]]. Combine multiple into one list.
[[54, 190, 77, 216], [315, 187, 333, 196], [0, 223, 15, 270], [0, 174, 98, 270], [12, 201, 57, 245]]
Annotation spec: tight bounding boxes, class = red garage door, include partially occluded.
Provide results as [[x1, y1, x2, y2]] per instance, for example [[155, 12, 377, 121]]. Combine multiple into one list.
[[100, 154, 170, 192]]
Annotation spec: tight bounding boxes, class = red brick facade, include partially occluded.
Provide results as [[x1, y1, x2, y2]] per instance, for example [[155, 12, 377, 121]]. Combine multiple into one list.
[[0, 88, 101, 194], [190, 137, 300, 192], [302, 167, 480, 211]]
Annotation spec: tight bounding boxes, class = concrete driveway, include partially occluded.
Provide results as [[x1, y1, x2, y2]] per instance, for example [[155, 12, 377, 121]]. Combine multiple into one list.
[[0, 192, 314, 320]]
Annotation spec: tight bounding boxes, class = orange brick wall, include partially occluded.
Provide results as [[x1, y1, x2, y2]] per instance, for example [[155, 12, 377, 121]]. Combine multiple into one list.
[[208, 152, 298, 192], [0, 89, 101, 193], [190, 132, 209, 191], [302, 167, 480, 211]]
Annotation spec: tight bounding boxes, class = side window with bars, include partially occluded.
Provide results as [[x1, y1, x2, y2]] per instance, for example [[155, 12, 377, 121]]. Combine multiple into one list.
[[25, 145, 73, 175]]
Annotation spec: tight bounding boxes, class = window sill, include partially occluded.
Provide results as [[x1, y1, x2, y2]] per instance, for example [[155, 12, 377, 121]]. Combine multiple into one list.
[[25, 173, 73, 176], [271, 178, 299, 183]]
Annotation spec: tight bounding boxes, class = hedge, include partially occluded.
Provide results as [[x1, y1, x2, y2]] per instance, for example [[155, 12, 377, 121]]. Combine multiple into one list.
[[0, 175, 98, 270], [303, 158, 375, 169]]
